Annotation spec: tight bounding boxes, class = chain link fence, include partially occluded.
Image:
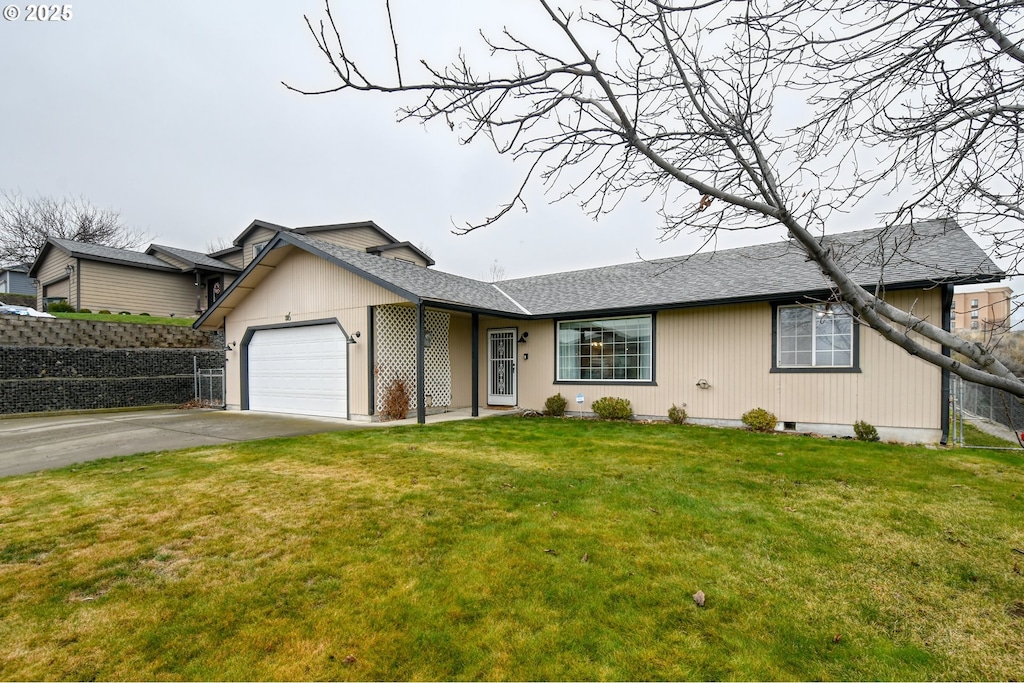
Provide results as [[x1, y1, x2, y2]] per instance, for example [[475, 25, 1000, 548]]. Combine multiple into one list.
[[949, 375, 1023, 446]]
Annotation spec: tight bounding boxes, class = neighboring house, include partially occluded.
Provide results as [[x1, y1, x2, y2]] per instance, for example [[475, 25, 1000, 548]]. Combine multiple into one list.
[[195, 218, 1003, 443], [950, 286, 1013, 332], [0, 263, 34, 296], [25, 219, 429, 315], [29, 239, 241, 316]]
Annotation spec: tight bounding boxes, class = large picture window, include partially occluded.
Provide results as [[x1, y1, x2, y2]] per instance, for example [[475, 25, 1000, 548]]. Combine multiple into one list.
[[776, 304, 854, 369], [558, 315, 652, 381]]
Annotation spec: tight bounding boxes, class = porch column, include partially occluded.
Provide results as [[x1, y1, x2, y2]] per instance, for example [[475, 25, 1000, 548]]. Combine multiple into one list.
[[416, 301, 426, 424], [471, 313, 479, 417]]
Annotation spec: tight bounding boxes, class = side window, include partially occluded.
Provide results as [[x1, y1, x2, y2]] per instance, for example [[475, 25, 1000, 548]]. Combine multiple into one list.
[[774, 303, 857, 371]]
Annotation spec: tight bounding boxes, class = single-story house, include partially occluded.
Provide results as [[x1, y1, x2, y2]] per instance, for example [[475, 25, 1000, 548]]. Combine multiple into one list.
[[26, 219, 430, 315], [194, 218, 1003, 443], [0, 262, 34, 296]]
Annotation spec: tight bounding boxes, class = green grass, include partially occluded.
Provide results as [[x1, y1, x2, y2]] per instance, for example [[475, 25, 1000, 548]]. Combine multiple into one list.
[[1, 418, 1022, 680], [962, 421, 1020, 448], [52, 312, 196, 326]]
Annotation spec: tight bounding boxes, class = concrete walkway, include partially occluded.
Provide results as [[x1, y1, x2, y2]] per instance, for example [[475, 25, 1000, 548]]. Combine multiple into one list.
[[0, 407, 507, 478]]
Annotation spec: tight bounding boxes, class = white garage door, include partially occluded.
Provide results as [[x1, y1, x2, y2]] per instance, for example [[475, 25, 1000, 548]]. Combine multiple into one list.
[[247, 325, 347, 418]]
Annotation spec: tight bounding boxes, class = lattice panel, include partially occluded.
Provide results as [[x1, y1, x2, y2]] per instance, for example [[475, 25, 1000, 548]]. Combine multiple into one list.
[[374, 305, 452, 411]]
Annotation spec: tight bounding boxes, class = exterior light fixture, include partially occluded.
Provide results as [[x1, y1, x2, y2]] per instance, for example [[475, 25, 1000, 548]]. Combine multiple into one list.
[[347, 331, 361, 345], [518, 331, 529, 344]]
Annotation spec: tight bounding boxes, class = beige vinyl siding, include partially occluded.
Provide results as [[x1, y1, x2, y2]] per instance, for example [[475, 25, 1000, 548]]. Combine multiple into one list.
[[242, 227, 279, 267], [377, 246, 430, 267], [224, 250, 407, 416], [306, 226, 392, 251], [218, 250, 244, 269], [35, 249, 75, 309], [77, 261, 198, 316], [448, 313, 474, 409], [483, 289, 944, 435]]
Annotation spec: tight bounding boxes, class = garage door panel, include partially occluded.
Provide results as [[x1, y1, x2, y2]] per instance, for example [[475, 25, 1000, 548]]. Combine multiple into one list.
[[247, 325, 347, 418]]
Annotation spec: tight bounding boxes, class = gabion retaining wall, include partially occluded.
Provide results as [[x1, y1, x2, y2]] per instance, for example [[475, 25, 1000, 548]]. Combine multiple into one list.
[[1, 317, 224, 415]]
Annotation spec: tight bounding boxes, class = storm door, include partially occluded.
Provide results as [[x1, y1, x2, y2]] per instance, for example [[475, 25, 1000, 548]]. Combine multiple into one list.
[[487, 328, 517, 406]]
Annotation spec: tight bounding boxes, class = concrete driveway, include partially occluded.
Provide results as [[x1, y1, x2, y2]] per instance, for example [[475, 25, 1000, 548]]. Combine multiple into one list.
[[0, 409, 367, 478]]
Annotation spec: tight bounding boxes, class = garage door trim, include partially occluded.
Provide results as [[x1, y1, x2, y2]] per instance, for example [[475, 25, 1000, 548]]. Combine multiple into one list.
[[240, 318, 351, 420]]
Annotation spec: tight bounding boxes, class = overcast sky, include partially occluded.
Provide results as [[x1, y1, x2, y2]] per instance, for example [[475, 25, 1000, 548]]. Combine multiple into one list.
[[0, 1, 1013, 292]]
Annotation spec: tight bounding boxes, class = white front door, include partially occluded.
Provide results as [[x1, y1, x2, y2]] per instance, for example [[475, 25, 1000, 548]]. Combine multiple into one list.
[[247, 324, 348, 418], [487, 328, 517, 406]]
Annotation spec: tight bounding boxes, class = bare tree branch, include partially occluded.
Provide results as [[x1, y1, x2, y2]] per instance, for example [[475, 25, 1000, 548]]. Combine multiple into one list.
[[0, 190, 149, 265], [287, 0, 1024, 396]]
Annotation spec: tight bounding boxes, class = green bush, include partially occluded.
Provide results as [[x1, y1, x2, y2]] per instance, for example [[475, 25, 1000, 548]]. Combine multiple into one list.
[[46, 301, 75, 312], [741, 407, 777, 433], [668, 404, 688, 424], [544, 393, 567, 417], [139, 312, 151, 316], [592, 396, 633, 420], [77, 308, 91, 314], [853, 420, 880, 442], [118, 311, 131, 315], [98, 310, 111, 315]]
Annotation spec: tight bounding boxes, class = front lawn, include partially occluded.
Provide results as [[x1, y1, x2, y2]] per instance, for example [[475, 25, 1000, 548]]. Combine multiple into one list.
[[52, 312, 196, 326], [0, 418, 1021, 680]]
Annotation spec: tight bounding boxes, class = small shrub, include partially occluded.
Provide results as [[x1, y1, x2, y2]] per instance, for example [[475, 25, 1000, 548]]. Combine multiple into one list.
[[592, 396, 633, 420], [139, 312, 150, 316], [379, 376, 411, 421], [46, 301, 75, 313], [544, 393, 567, 417], [118, 311, 131, 315], [853, 420, 880, 442], [668, 404, 688, 424], [98, 310, 111, 315], [77, 308, 91, 314], [742, 407, 777, 433]]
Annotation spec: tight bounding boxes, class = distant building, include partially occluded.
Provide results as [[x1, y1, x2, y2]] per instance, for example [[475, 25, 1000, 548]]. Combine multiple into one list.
[[0, 263, 34, 296], [951, 286, 1013, 332]]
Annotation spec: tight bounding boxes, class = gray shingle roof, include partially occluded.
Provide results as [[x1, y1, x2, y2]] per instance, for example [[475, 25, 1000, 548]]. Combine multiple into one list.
[[50, 238, 179, 270], [287, 232, 523, 314], [148, 244, 241, 272], [284, 219, 1002, 318], [498, 219, 1002, 316]]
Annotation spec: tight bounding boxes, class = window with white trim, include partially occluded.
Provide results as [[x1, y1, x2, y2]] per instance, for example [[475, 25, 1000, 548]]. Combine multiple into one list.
[[777, 304, 854, 368], [252, 241, 269, 260], [557, 315, 652, 381]]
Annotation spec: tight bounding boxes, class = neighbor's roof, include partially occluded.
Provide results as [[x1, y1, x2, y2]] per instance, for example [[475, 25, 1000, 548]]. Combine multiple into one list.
[[31, 238, 180, 276], [147, 244, 241, 273], [196, 218, 1003, 328]]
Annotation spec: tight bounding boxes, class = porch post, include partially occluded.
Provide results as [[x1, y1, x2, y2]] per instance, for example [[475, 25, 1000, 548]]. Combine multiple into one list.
[[471, 313, 479, 416], [940, 283, 952, 445], [416, 301, 426, 424]]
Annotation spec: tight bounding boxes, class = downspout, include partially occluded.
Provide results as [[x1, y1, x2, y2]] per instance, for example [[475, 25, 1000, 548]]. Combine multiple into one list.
[[194, 270, 202, 315], [74, 258, 81, 309], [940, 284, 953, 445], [416, 301, 426, 424], [471, 313, 479, 417]]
